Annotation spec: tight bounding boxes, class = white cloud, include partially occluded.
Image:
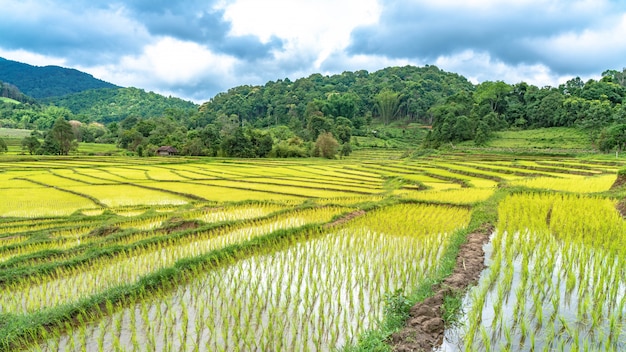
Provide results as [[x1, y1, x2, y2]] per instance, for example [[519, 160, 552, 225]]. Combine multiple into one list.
[[528, 13, 626, 71], [221, 0, 381, 69], [433, 50, 597, 87], [77, 37, 239, 102], [0, 49, 67, 67]]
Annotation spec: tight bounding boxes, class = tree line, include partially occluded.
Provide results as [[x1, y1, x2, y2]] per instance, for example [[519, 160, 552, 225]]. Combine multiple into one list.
[[2, 65, 626, 157]]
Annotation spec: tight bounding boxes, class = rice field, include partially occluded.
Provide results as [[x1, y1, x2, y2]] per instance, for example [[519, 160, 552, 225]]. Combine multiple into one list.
[[1, 152, 625, 351]]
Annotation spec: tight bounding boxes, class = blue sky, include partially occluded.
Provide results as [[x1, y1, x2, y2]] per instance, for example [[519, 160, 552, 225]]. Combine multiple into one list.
[[1, 0, 625, 103]]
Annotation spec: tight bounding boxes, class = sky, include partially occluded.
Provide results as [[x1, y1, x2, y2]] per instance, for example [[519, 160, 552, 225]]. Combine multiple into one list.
[[1, 0, 625, 103]]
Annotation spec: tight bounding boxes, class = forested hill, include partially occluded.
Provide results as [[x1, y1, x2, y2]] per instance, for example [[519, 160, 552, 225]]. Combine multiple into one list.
[[199, 65, 474, 131], [0, 80, 36, 104], [0, 57, 119, 99], [45, 87, 198, 124]]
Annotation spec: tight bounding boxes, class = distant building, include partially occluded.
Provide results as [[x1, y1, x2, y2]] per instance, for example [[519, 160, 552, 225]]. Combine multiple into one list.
[[156, 146, 178, 156]]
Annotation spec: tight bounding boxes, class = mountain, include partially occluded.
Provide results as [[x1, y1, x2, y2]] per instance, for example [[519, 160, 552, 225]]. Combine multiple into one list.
[[0, 57, 119, 99]]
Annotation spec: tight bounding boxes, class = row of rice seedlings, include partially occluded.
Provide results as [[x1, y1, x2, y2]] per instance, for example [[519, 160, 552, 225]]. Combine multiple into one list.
[[461, 161, 558, 178], [0, 218, 80, 236], [0, 178, 41, 189], [0, 194, 96, 218], [226, 177, 382, 195], [142, 166, 192, 182], [274, 167, 383, 187], [69, 184, 189, 207], [28, 203, 471, 351], [0, 206, 347, 314], [98, 167, 151, 181], [51, 169, 115, 185], [22, 173, 92, 188], [535, 160, 617, 173], [0, 239, 81, 264], [314, 195, 389, 206], [292, 164, 384, 182], [441, 193, 626, 351], [273, 174, 384, 191], [183, 203, 287, 224], [142, 181, 305, 202], [398, 187, 495, 205], [70, 168, 129, 183], [202, 179, 365, 198], [409, 164, 499, 189], [508, 174, 617, 193], [435, 162, 512, 181], [512, 160, 603, 176], [0, 235, 26, 247], [421, 182, 463, 191], [49, 226, 97, 240]]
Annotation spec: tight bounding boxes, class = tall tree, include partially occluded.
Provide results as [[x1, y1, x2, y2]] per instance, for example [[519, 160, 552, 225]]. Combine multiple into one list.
[[49, 117, 76, 155], [474, 81, 512, 116], [375, 90, 400, 125]]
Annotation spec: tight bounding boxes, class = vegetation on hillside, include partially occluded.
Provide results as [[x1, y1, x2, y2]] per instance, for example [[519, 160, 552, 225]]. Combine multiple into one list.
[[0, 80, 36, 104], [43, 87, 198, 124], [1, 60, 626, 158], [0, 57, 118, 98]]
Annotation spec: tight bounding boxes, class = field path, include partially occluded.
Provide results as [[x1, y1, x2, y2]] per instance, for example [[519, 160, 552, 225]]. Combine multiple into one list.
[[389, 223, 494, 351]]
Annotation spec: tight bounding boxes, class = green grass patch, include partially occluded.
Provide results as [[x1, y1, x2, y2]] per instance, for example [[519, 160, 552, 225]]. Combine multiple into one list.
[[74, 142, 124, 156], [488, 127, 592, 150], [0, 97, 20, 104], [0, 128, 31, 139]]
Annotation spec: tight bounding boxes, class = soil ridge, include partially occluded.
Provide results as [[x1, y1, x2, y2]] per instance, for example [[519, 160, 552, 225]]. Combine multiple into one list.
[[389, 224, 494, 351]]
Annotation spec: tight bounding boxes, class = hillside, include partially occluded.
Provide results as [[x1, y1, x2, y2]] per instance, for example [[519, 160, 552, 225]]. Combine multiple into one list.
[[45, 87, 198, 124], [0, 57, 119, 99], [199, 65, 474, 131], [0, 80, 37, 104]]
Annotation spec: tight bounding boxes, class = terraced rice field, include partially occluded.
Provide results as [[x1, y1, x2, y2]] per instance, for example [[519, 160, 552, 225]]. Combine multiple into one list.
[[0, 152, 625, 351]]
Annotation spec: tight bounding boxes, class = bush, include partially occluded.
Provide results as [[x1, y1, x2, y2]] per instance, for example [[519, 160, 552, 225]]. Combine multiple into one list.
[[313, 132, 339, 159]]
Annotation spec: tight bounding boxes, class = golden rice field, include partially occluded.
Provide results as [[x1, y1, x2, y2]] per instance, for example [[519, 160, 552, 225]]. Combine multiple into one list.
[[1, 152, 625, 351]]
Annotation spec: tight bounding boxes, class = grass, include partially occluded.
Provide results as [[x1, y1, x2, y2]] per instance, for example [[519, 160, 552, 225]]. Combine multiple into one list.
[[0, 97, 20, 104], [488, 127, 592, 150], [0, 128, 30, 139]]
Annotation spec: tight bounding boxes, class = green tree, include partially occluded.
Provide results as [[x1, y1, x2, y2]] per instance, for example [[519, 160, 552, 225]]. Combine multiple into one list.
[[307, 114, 332, 140], [475, 81, 512, 116], [375, 90, 400, 125], [249, 130, 274, 157], [313, 132, 340, 159], [598, 123, 626, 152], [340, 142, 352, 158], [220, 127, 255, 157], [0, 137, 7, 153], [21, 135, 40, 154], [48, 117, 76, 155]]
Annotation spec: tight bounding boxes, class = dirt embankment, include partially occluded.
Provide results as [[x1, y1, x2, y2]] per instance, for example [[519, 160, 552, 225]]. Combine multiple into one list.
[[610, 174, 626, 217], [611, 173, 626, 190], [388, 224, 494, 352], [323, 210, 366, 228]]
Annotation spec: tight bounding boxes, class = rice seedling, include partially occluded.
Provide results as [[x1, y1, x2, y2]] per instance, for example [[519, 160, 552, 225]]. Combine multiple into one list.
[[24, 203, 470, 351], [0, 206, 347, 314], [507, 174, 616, 193], [71, 184, 189, 207], [440, 192, 626, 351], [399, 187, 495, 205]]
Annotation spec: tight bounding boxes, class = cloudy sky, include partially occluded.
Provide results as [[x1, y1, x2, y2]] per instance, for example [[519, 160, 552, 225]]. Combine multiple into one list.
[[1, 0, 625, 103]]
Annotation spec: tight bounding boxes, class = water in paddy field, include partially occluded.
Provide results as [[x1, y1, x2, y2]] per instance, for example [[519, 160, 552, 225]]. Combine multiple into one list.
[[31, 228, 444, 351], [438, 230, 626, 352]]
